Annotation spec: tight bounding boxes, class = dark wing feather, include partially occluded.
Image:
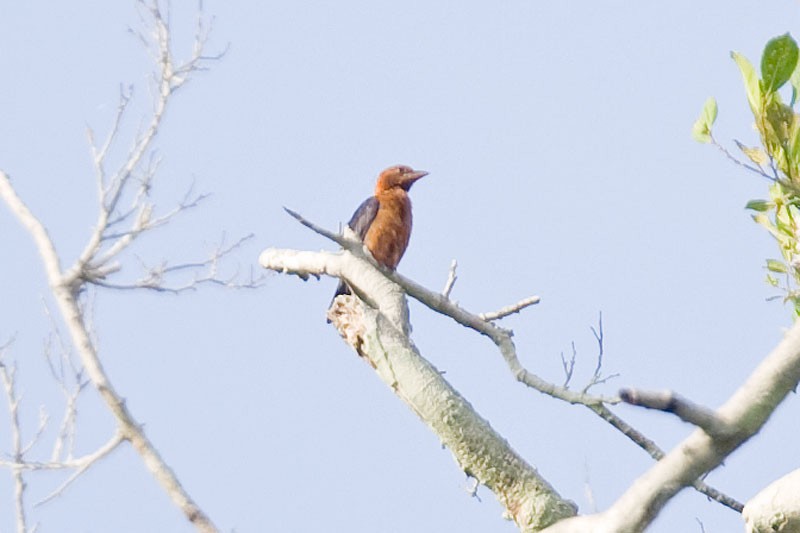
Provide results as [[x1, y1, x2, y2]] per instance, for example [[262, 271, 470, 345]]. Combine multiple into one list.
[[329, 196, 381, 313], [347, 196, 379, 240]]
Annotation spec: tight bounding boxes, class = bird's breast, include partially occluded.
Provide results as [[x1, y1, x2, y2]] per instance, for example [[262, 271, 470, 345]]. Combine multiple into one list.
[[364, 191, 413, 270]]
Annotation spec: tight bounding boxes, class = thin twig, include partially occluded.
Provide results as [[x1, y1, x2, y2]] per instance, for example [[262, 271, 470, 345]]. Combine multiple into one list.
[[582, 312, 619, 394], [711, 135, 775, 181], [561, 342, 576, 388]]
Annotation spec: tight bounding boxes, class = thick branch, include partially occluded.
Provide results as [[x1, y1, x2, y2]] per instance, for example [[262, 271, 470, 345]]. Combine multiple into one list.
[[260, 247, 577, 530], [743, 468, 800, 531]]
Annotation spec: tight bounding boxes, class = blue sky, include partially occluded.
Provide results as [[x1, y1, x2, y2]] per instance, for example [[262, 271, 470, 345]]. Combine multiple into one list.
[[1, 2, 799, 531]]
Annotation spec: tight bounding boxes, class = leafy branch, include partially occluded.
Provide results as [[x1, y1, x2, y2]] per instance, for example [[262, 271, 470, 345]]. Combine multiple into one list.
[[693, 32, 800, 316]]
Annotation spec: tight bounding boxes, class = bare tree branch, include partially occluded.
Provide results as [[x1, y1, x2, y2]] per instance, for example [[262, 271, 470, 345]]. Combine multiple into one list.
[[0, 2, 228, 530], [261, 210, 746, 521], [545, 321, 800, 531]]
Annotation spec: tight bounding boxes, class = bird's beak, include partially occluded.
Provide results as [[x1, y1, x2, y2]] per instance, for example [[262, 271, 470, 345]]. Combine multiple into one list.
[[407, 170, 428, 183]]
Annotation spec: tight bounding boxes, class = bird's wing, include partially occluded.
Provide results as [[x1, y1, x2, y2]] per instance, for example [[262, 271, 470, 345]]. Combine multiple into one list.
[[328, 196, 380, 315], [347, 196, 380, 241]]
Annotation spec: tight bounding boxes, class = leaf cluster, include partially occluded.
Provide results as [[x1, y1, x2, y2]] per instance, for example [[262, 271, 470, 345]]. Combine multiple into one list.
[[694, 33, 800, 315]]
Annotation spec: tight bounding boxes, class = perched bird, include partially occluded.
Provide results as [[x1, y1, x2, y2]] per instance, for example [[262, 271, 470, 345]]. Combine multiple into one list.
[[330, 164, 428, 306]]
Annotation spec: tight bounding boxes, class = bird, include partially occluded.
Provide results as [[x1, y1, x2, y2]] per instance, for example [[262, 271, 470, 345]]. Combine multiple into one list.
[[329, 164, 428, 309]]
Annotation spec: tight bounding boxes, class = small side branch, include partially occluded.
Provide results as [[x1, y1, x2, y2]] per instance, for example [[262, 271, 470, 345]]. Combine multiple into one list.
[[479, 296, 541, 321], [619, 388, 735, 439], [442, 260, 458, 298]]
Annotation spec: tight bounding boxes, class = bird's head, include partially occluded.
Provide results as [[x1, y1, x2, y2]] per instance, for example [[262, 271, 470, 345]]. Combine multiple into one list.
[[375, 165, 428, 194]]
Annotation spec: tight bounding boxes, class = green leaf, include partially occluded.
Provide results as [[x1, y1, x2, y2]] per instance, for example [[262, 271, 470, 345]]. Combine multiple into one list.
[[746, 199, 774, 212], [732, 51, 763, 114], [762, 33, 799, 93], [767, 259, 789, 273], [691, 97, 717, 143]]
